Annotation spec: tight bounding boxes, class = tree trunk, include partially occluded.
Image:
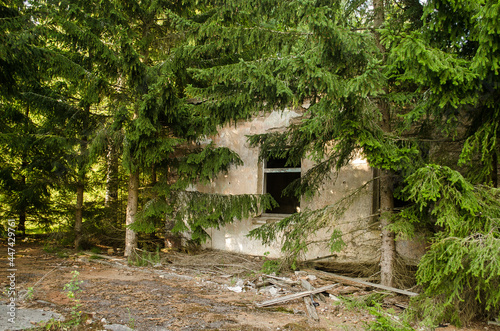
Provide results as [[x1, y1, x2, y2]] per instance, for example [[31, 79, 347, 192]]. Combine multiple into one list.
[[124, 171, 140, 257], [18, 174, 26, 236], [19, 104, 29, 236], [105, 141, 120, 225], [379, 98, 396, 287], [105, 142, 119, 207], [373, 0, 396, 287], [164, 217, 182, 250], [164, 168, 182, 250], [379, 170, 395, 286], [74, 181, 84, 249]]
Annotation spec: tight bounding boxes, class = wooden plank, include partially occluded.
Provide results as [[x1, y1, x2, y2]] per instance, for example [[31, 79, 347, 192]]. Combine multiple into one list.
[[255, 284, 338, 307], [306, 270, 418, 297], [265, 274, 299, 285], [300, 279, 314, 291], [300, 279, 325, 302], [304, 296, 320, 321]]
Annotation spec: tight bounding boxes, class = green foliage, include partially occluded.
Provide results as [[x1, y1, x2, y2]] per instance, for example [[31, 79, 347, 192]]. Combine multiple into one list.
[[341, 295, 415, 330], [260, 251, 280, 274], [24, 287, 35, 301], [63, 270, 83, 300], [396, 165, 500, 325], [175, 144, 243, 186], [133, 190, 276, 244], [365, 305, 415, 331], [128, 247, 161, 267], [62, 270, 84, 326], [249, 181, 374, 266]]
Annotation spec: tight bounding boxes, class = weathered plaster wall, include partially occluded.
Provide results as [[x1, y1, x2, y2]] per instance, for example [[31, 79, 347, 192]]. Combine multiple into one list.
[[197, 109, 425, 265]]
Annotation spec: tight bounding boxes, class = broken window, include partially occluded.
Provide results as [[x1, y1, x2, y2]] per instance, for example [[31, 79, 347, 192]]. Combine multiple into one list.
[[263, 157, 301, 214]]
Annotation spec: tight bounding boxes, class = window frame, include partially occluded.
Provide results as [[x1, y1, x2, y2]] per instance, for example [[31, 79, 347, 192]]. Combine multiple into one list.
[[261, 157, 302, 216]]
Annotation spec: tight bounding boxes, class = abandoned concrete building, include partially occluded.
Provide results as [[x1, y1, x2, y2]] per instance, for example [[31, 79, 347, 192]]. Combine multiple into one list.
[[196, 108, 426, 267]]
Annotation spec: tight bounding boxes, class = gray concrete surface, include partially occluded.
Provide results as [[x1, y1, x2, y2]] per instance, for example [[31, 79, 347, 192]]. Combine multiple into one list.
[[0, 304, 64, 331]]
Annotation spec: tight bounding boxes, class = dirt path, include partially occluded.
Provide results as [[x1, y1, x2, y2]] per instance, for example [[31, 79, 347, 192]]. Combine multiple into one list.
[[1, 241, 498, 331], [0, 241, 361, 330]]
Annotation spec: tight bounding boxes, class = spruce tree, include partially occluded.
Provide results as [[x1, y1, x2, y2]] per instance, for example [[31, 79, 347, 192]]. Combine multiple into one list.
[[51, 0, 273, 256], [32, 0, 115, 247], [186, 0, 423, 286], [382, 0, 500, 324], [0, 0, 73, 234], [188, 1, 499, 309]]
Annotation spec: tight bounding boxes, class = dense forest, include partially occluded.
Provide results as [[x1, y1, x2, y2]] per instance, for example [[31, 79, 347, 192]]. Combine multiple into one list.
[[1, 0, 499, 327]]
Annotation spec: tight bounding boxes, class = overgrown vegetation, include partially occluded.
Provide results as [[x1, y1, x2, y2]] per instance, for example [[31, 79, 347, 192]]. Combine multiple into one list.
[[128, 247, 162, 267], [1, 0, 499, 327]]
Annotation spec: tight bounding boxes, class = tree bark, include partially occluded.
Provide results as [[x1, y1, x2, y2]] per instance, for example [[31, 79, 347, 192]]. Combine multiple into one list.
[[164, 216, 182, 250], [74, 181, 84, 249], [105, 142, 119, 207], [379, 170, 395, 286], [379, 96, 396, 287], [18, 104, 29, 236], [18, 174, 26, 236], [105, 140, 120, 225], [373, 0, 396, 287], [124, 171, 140, 257]]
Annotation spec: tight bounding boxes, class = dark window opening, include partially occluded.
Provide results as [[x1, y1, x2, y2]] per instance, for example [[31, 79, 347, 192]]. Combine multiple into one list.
[[264, 157, 301, 214]]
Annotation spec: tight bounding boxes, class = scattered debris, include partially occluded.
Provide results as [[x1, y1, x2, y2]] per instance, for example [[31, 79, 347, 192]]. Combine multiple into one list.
[[227, 286, 243, 293], [1, 242, 493, 330], [304, 296, 320, 321], [300, 279, 326, 303], [306, 269, 418, 297], [255, 284, 339, 307]]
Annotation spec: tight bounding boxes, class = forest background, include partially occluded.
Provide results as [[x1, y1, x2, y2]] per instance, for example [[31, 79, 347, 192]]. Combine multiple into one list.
[[1, 0, 499, 328]]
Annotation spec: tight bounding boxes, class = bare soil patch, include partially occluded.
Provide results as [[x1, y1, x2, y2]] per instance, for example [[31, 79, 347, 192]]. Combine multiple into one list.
[[1, 240, 498, 331]]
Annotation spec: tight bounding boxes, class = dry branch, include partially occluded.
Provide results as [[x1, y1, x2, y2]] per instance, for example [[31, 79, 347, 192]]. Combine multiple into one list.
[[306, 270, 418, 297], [255, 284, 339, 307]]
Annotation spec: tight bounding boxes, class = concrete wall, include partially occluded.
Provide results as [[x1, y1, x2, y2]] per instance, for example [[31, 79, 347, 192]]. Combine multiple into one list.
[[197, 109, 424, 265]]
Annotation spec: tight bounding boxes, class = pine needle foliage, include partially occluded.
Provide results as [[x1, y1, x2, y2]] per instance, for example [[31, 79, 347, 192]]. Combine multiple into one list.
[[132, 191, 276, 244], [187, 0, 500, 324], [393, 165, 500, 325], [186, 0, 423, 261], [249, 180, 374, 268], [131, 141, 278, 243]]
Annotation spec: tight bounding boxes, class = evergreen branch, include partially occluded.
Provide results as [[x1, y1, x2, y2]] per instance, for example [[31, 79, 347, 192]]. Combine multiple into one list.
[[240, 26, 313, 36], [249, 178, 375, 266]]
